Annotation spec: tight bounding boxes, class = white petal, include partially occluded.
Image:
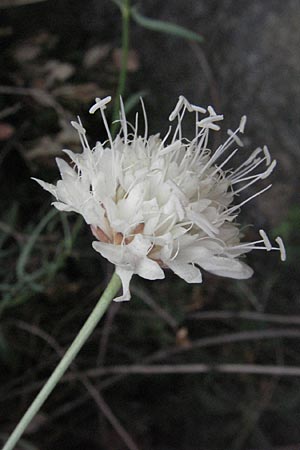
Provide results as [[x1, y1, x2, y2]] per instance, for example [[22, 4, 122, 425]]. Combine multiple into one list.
[[62, 149, 81, 165], [136, 257, 165, 280], [92, 241, 125, 265], [52, 201, 76, 212], [32, 178, 57, 198], [200, 256, 253, 279], [114, 267, 132, 302], [56, 157, 76, 179], [186, 210, 219, 237], [127, 234, 151, 257], [176, 246, 212, 263], [167, 260, 202, 283]]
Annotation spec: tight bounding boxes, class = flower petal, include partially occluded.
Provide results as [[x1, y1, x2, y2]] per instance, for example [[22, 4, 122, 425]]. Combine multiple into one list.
[[136, 257, 165, 280], [200, 256, 253, 279], [167, 260, 202, 283], [32, 178, 57, 198], [114, 267, 132, 302], [92, 241, 124, 265]]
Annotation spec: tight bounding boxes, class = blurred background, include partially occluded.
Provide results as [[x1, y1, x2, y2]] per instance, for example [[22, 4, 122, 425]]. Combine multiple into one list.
[[0, 0, 299, 449]]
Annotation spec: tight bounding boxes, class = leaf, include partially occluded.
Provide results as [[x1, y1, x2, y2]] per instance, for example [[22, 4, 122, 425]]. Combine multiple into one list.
[[131, 7, 204, 43], [16, 208, 57, 280]]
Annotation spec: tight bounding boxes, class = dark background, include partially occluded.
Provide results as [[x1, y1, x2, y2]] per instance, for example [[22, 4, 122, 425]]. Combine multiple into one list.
[[0, 1, 299, 449]]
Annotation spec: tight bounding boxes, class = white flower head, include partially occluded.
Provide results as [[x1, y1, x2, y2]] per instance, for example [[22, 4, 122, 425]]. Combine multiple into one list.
[[33, 95, 286, 301]]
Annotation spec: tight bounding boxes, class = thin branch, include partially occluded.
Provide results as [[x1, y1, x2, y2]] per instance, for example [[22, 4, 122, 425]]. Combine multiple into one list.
[[143, 328, 300, 365], [97, 302, 120, 366], [64, 363, 300, 378], [7, 328, 300, 403], [92, 328, 300, 392], [0, 85, 66, 118], [11, 312, 139, 450], [0, 0, 48, 8], [0, 103, 21, 120], [131, 284, 178, 330], [80, 378, 139, 450], [188, 310, 300, 326]]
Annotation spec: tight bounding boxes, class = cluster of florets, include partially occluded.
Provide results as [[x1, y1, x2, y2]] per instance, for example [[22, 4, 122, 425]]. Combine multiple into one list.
[[34, 96, 285, 301]]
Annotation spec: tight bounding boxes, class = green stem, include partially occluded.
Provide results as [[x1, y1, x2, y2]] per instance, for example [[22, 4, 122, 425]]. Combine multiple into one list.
[[111, 0, 131, 138], [2, 272, 122, 450]]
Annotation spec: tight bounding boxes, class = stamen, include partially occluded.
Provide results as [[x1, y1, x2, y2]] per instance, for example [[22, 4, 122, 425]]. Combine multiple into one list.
[[263, 145, 271, 165], [172, 105, 187, 143], [208, 105, 217, 116], [275, 237, 286, 261], [189, 103, 206, 114], [71, 120, 86, 134], [71, 117, 90, 152], [140, 97, 148, 142], [227, 129, 244, 147], [159, 141, 182, 156], [260, 160, 277, 179], [220, 184, 272, 217], [197, 115, 224, 131], [210, 149, 239, 177], [170, 239, 180, 261], [233, 160, 276, 194], [119, 96, 128, 144], [239, 115, 247, 133], [89, 96, 111, 114], [169, 96, 184, 121], [259, 229, 272, 250]]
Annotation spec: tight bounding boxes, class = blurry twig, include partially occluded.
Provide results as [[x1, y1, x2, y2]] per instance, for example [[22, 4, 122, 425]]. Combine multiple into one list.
[[233, 381, 278, 450], [80, 379, 139, 450], [188, 310, 300, 326], [64, 363, 300, 379], [0, 221, 24, 243], [0, 104, 21, 120], [131, 284, 178, 330], [14, 320, 139, 450], [97, 302, 121, 366], [0, 86, 67, 119], [144, 328, 300, 363], [93, 327, 300, 392], [4, 328, 300, 401], [0, 0, 48, 8]]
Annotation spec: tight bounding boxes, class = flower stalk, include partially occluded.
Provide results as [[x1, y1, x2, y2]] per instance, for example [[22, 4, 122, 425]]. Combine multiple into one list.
[[2, 272, 122, 450]]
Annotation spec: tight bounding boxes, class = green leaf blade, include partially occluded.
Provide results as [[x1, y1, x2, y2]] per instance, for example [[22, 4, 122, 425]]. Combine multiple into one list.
[[131, 8, 204, 43]]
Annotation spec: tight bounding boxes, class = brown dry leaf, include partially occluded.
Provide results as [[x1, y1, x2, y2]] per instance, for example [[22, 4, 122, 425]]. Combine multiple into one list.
[[0, 123, 14, 140], [53, 83, 106, 103], [43, 60, 75, 87], [176, 327, 191, 348], [13, 32, 57, 64], [25, 136, 63, 161], [13, 42, 41, 63], [25, 120, 81, 163], [112, 48, 140, 72], [83, 44, 111, 68]]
